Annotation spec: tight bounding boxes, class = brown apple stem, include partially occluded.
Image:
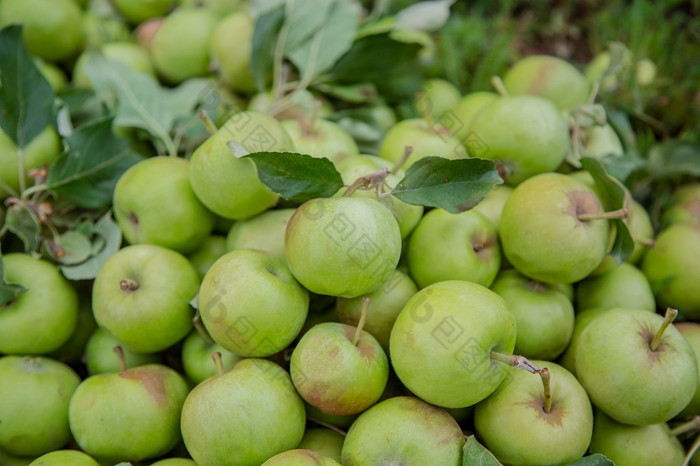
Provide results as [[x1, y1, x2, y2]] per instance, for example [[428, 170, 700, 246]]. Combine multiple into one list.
[[683, 433, 700, 466], [490, 76, 509, 97], [343, 169, 390, 198], [352, 297, 371, 346], [198, 109, 218, 135], [119, 278, 140, 292], [307, 417, 347, 436], [650, 308, 679, 351], [540, 367, 552, 414], [490, 351, 541, 373], [669, 415, 700, 437], [391, 146, 414, 173], [577, 207, 629, 221], [113, 346, 127, 373], [193, 314, 215, 346], [212, 351, 224, 376]]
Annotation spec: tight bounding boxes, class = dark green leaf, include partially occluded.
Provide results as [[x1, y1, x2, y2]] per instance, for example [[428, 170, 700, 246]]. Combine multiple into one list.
[[0, 255, 26, 306], [5, 204, 40, 251], [391, 157, 503, 213], [581, 156, 634, 264], [566, 453, 614, 466], [602, 151, 647, 184], [606, 107, 637, 151], [250, 4, 285, 92], [462, 435, 502, 466], [0, 25, 55, 147], [46, 116, 144, 209], [242, 151, 344, 202], [61, 212, 122, 281], [647, 141, 700, 179]]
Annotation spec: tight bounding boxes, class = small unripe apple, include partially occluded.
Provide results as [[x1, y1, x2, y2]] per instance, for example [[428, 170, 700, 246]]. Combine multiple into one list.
[[113, 0, 175, 24], [281, 118, 359, 165], [414, 78, 461, 120], [209, 11, 256, 93], [28, 450, 99, 466], [379, 118, 466, 169], [0, 126, 61, 199]]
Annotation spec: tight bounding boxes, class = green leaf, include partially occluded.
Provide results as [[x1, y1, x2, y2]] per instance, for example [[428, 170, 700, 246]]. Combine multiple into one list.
[[566, 453, 614, 466], [581, 156, 634, 264], [391, 157, 504, 214], [287, 0, 361, 80], [647, 141, 700, 179], [5, 204, 40, 252], [462, 435, 502, 466], [46, 116, 144, 209], [394, 0, 455, 32], [241, 151, 344, 202], [0, 255, 26, 306], [60, 212, 122, 281], [315, 82, 378, 103], [0, 25, 55, 147], [283, 0, 335, 53], [602, 151, 647, 183], [47, 230, 93, 265], [250, 4, 285, 92]]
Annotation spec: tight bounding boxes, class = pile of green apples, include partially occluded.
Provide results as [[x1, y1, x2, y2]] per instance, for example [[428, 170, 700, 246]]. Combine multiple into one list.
[[1, 0, 700, 465]]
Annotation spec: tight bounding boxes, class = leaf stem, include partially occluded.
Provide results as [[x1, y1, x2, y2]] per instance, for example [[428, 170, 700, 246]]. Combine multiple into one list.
[[198, 109, 219, 135], [490, 351, 541, 373], [650, 307, 678, 351], [17, 147, 26, 194], [577, 207, 628, 221], [683, 433, 700, 466], [391, 146, 413, 173], [669, 416, 700, 437], [352, 297, 370, 346]]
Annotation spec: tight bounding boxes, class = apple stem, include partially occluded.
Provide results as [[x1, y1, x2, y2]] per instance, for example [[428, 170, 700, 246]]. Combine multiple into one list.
[[634, 236, 655, 248], [577, 207, 629, 221], [540, 367, 552, 414], [198, 109, 218, 135], [490, 351, 541, 374], [587, 81, 600, 105], [352, 297, 371, 346], [343, 169, 390, 198], [307, 417, 348, 436], [490, 76, 509, 97], [212, 351, 224, 376], [682, 432, 700, 466], [650, 307, 679, 351], [193, 314, 215, 346], [669, 415, 700, 437], [119, 278, 140, 292], [391, 146, 413, 173], [113, 346, 127, 373]]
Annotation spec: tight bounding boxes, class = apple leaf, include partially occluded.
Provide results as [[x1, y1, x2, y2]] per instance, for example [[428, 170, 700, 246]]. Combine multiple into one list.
[[46, 116, 144, 209], [391, 157, 504, 214], [0, 255, 26, 306], [283, 0, 335, 53], [462, 435, 502, 466], [250, 3, 285, 92], [581, 156, 634, 264], [241, 151, 344, 203], [647, 141, 700, 180], [5, 204, 40, 252], [44, 230, 93, 265], [601, 151, 647, 184], [566, 454, 614, 466], [0, 25, 55, 148], [394, 0, 455, 32], [60, 212, 122, 281]]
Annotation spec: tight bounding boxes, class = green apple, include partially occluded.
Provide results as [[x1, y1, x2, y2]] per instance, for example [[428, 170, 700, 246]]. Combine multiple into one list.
[[73, 42, 155, 88], [626, 198, 654, 264], [198, 249, 309, 357], [305, 403, 358, 430], [662, 183, 700, 228], [0, 356, 80, 457], [642, 224, 700, 318], [225, 208, 295, 262], [0, 253, 78, 355], [581, 124, 624, 158], [290, 321, 389, 415], [467, 95, 570, 185], [407, 208, 501, 288], [676, 322, 700, 417], [187, 235, 227, 280], [475, 361, 593, 465], [113, 0, 174, 24], [181, 329, 241, 385], [0, 126, 61, 199], [35, 58, 67, 92], [472, 184, 513, 231], [503, 55, 590, 110], [575, 308, 697, 425], [209, 11, 256, 93], [491, 269, 574, 360], [69, 363, 189, 462], [150, 8, 218, 84], [390, 280, 516, 408], [81, 11, 131, 49], [134, 17, 162, 51], [262, 449, 340, 465], [85, 328, 161, 375], [247, 89, 334, 121], [576, 262, 655, 312], [336, 268, 418, 353], [181, 358, 306, 466], [51, 291, 96, 364], [281, 118, 359, 165], [92, 244, 199, 353], [589, 410, 684, 466], [445, 91, 498, 145], [334, 154, 423, 239], [0, 0, 84, 61], [150, 459, 197, 466], [28, 450, 99, 466], [557, 307, 608, 375], [500, 173, 610, 283], [379, 118, 467, 169], [414, 78, 461, 120], [297, 428, 344, 463], [189, 111, 294, 220], [285, 196, 402, 298], [0, 449, 32, 466], [114, 156, 215, 254], [341, 396, 464, 465]]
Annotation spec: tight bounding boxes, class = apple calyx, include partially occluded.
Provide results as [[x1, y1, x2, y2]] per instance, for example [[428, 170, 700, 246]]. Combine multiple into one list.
[[490, 351, 552, 413], [119, 278, 140, 292], [490, 76, 509, 97], [391, 145, 414, 173], [198, 109, 219, 135], [351, 297, 371, 346], [343, 169, 390, 198], [211, 351, 224, 377], [649, 307, 679, 351], [113, 346, 127, 373], [577, 206, 629, 222], [193, 313, 215, 346]]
